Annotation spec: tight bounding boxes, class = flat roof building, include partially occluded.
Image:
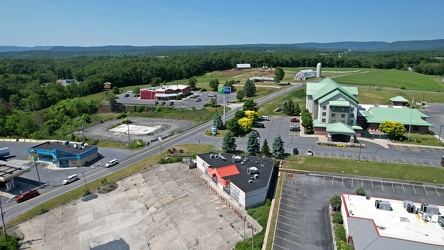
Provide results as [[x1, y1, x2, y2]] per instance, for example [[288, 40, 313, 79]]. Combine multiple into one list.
[[236, 64, 251, 69], [341, 194, 444, 249], [140, 85, 191, 100], [196, 153, 274, 209], [28, 141, 99, 168]]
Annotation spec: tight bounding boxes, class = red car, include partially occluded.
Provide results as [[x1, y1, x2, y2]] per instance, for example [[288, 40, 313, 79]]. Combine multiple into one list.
[[290, 118, 300, 123], [15, 190, 40, 203]]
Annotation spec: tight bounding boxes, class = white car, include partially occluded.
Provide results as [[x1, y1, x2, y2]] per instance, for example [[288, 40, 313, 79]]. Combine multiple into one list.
[[207, 93, 216, 97], [105, 159, 118, 168], [306, 149, 314, 156], [62, 174, 80, 185]]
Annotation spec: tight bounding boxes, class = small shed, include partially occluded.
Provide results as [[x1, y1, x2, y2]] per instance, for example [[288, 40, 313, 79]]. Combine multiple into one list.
[[103, 82, 112, 90], [236, 64, 251, 70], [389, 96, 409, 106]]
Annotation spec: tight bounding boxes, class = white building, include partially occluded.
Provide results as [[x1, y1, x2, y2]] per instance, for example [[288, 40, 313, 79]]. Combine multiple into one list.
[[236, 64, 251, 70], [294, 69, 316, 80], [341, 194, 444, 249], [196, 153, 274, 209]]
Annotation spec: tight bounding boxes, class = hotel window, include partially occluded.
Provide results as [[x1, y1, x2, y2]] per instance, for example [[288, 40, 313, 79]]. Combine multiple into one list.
[[341, 114, 346, 118], [322, 106, 326, 110], [350, 107, 354, 111], [322, 112, 326, 116], [322, 118, 326, 123], [350, 114, 354, 118], [332, 114, 336, 118]]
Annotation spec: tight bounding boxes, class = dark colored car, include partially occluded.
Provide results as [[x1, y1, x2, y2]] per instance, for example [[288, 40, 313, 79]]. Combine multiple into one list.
[[291, 148, 299, 155], [290, 118, 300, 123], [253, 123, 265, 128], [161, 101, 166, 105], [169, 101, 174, 106], [15, 190, 40, 203]]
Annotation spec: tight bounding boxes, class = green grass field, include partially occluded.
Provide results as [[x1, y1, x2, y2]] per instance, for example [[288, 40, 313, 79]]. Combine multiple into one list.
[[334, 69, 444, 92], [357, 86, 444, 104]]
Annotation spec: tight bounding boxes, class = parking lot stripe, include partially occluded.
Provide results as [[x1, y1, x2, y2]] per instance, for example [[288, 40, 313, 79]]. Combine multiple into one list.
[[351, 179, 354, 187], [381, 182, 384, 190], [329, 152, 332, 158], [430, 148, 438, 153], [376, 155, 381, 162], [428, 161, 436, 167], [275, 235, 299, 246], [402, 158, 407, 164], [332, 176, 335, 185], [336, 153, 340, 158], [279, 214, 300, 224], [344, 154, 347, 159], [361, 179, 363, 187], [419, 160, 426, 166], [281, 197, 300, 205], [277, 220, 300, 230], [409, 146, 420, 152], [320, 152, 324, 157], [273, 243, 291, 250], [277, 228, 300, 238], [282, 191, 299, 200], [412, 185, 417, 194], [280, 207, 300, 216], [402, 183, 405, 192], [312, 176, 316, 183], [322, 176, 325, 184], [410, 159, 416, 165], [342, 178, 344, 186], [352, 154, 356, 160], [423, 186, 428, 196], [435, 188, 440, 197], [392, 183, 394, 192], [371, 180, 373, 189], [422, 148, 429, 152]]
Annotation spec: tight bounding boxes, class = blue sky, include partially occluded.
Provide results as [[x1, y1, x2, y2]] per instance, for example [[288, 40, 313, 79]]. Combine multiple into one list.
[[1, 0, 442, 46]]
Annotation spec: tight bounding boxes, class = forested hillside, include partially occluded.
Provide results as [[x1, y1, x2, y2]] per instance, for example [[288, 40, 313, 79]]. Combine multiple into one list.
[[0, 50, 443, 139]]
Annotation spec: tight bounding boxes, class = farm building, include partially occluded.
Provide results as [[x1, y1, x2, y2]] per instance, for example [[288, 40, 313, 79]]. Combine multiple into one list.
[[236, 64, 251, 70], [28, 141, 99, 168], [196, 153, 275, 209], [248, 76, 274, 82], [341, 194, 444, 249], [294, 69, 316, 80], [140, 85, 191, 100]]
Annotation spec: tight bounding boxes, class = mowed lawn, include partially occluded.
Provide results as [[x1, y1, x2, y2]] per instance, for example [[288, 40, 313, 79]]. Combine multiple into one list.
[[334, 69, 444, 92], [356, 86, 444, 104]]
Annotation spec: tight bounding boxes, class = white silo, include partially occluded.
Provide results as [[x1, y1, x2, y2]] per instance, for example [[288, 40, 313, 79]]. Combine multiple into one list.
[[316, 63, 322, 78]]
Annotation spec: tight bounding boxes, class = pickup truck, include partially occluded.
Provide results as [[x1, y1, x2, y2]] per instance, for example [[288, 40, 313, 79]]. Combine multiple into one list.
[[15, 190, 40, 203]]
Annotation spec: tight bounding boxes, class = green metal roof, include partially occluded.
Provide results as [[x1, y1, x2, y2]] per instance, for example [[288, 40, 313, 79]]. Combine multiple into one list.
[[312, 78, 359, 104], [363, 107, 431, 126], [389, 96, 409, 103], [313, 119, 327, 127], [318, 90, 358, 106], [329, 100, 350, 107], [326, 122, 356, 134]]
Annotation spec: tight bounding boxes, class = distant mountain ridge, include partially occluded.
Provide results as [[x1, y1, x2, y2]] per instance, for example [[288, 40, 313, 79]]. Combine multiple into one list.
[[1, 39, 444, 53]]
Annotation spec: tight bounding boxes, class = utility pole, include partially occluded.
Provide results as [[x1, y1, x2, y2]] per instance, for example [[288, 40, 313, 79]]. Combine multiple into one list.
[[408, 97, 414, 141], [81, 170, 88, 190], [0, 198, 6, 240], [30, 149, 42, 186]]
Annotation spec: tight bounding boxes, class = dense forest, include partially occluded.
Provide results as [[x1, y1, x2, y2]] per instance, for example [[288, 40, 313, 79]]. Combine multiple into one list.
[[0, 50, 443, 139]]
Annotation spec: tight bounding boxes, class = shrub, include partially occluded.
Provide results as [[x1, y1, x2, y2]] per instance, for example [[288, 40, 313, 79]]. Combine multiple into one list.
[[0, 234, 20, 250], [354, 186, 366, 196], [159, 157, 183, 164], [115, 113, 127, 119], [400, 86, 405, 89], [333, 211, 343, 224], [98, 182, 118, 194]]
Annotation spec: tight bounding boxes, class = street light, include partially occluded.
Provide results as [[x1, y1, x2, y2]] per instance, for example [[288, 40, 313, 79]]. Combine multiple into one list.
[[358, 143, 362, 162], [439, 124, 444, 142], [30, 149, 42, 186]]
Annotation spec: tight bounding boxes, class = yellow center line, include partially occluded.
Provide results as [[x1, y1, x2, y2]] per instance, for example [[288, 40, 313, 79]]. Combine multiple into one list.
[[423, 186, 428, 196]]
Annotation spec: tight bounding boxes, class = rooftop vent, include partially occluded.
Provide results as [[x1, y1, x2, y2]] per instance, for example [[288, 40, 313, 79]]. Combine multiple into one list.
[[403, 201, 416, 213], [375, 200, 391, 211], [232, 155, 242, 163], [247, 167, 259, 175], [218, 153, 226, 161], [421, 203, 439, 215], [248, 180, 253, 184]]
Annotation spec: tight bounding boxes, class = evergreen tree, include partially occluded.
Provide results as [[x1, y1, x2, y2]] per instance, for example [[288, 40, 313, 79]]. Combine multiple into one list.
[[283, 99, 296, 116], [222, 130, 237, 153], [209, 79, 220, 91], [243, 80, 256, 97], [247, 131, 260, 156], [274, 67, 285, 82], [236, 89, 245, 101], [243, 99, 257, 111], [282, 101, 288, 113], [213, 112, 223, 129], [261, 139, 270, 155], [272, 135, 285, 159], [295, 102, 301, 116], [227, 118, 241, 136]]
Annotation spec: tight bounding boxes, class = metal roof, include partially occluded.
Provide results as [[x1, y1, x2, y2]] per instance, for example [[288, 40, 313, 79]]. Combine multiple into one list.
[[362, 107, 432, 126], [326, 122, 356, 134], [312, 78, 359, 104], [329, 100, 350, 107], [0, 161, 32, 182], [390, 96, 409, 103]]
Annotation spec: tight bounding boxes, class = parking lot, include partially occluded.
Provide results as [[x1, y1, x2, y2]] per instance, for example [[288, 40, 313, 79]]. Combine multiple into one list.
[[273, 173, 444, 250]]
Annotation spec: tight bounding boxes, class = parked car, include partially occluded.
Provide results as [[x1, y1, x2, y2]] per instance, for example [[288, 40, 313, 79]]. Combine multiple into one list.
[[207, 93, 216, 97], [161, 101, 166, 105], [62, 174, 80, 185], [290, 125, 300, 131], [195, 98, 202, 102], [306, 149, 314, 156], [259, 116, 270, 121], [15, 190, 40, 203], [154, 101, 159, 105], [105, 159, 118, 168], [290, 117, 300, 123], [291, 148, 299, 155], [253, 123, 265, 128], [169, 101, 174, 106], [124, 93, 129, 97]]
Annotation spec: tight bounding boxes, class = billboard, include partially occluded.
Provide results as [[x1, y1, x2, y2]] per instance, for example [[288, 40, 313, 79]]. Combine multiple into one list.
[[218, 86, 231, 94]]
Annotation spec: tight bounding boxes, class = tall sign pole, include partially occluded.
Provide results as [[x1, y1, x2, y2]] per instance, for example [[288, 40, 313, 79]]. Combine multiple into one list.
[[408, 97, 414, 140]]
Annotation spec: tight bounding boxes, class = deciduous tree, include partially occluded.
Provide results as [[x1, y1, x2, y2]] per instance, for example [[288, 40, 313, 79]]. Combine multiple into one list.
[[378, 120, 406, 138], [236, 90, 244, 101], [238, 117, 253, 133], [209, 79, 220, 91], [274, 67, 285, 82], [243, 99, 257, 111], [188, 77, 197, 90]]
